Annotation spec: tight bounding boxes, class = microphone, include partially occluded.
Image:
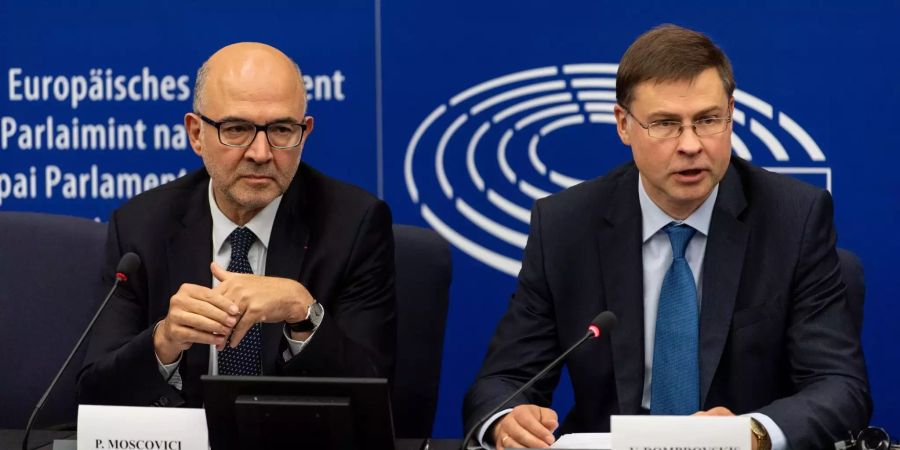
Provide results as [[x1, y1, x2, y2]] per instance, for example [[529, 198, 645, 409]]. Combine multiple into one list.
[[22, 252, 141, 450], [460, 311, 618, 450]]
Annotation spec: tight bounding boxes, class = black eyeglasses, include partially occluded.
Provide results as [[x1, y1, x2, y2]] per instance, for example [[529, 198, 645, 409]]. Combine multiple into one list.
[[198, 114, 307, 149], [835, 427, 899, 450]]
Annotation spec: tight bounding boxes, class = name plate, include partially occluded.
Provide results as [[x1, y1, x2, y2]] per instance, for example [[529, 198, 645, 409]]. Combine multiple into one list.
[[611, 415, 750, 450], [77, 405, 208, 450]]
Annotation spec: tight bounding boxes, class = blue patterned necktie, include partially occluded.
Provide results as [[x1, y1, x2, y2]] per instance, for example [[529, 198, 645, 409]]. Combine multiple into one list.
[[217, 227, 263, 376], [651, 222, 699, 415]]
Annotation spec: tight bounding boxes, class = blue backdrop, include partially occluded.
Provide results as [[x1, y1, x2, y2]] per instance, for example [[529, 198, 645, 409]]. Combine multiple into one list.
[[2, 0, 897, 438]]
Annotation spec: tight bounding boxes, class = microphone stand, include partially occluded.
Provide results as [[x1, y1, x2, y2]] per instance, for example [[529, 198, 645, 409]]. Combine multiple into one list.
[[21, 275, 125, 450], [459, 330, 597, 450]]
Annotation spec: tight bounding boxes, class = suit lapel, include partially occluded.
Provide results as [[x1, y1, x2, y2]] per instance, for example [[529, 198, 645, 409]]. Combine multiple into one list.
[[165, 180, 214, 396], [597, 167, 646, 415], [260, 171, 310, 375], [699, 163, 748, 406]]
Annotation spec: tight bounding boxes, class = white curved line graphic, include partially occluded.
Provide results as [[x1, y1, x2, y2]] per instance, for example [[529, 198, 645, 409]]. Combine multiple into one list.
[[563, 63, 618, 74], [498, 129, 517, 183], [487, 189, 531, 224], [409, 64, 830, 280], [515, 104, 580, 131], [577, 90, 617, 101], [549, 170, 584, 189], [436, 113, 468, 198], [421, 204, 522, 276], [750, 118, 789, 161], [734, 89, 773, 119], [779, 112, 826, 161], [732, 107, 746, 126], [540, 114, 584, 136], [528, 134, 546, 176], [584, 102, 616, 113], [450, 66, 558, 106], [456, 198, 528, 248], [571, 78, 616, 89], [731, 132, 752, 160], [493, 93, 573, 123], [764, 167, 832, 192], [405, 104, 446, 203], [519, 179, 552, 199], [589, 113, 617, 124], [470, 80, 566, 115], [467, 121, 491, 191]]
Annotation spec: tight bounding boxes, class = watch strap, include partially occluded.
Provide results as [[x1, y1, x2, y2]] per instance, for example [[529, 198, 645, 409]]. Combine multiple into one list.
[[286, 302, 322, 332]]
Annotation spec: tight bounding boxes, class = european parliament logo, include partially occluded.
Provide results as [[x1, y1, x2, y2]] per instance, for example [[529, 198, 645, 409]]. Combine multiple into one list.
[[404, 64, 830, 277]]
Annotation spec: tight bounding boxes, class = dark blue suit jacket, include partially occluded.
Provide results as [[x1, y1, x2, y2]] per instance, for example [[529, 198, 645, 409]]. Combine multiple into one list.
[[464, 158, 870, 449], [78, 162, 396, 408]]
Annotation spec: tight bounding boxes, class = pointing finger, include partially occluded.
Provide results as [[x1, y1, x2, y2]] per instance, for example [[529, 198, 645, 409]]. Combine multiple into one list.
[[229, 313, 255, 348]]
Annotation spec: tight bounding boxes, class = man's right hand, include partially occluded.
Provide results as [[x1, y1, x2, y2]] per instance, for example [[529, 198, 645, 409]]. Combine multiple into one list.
[[492, 404, 559, 450], [153, 283, 241, 363]]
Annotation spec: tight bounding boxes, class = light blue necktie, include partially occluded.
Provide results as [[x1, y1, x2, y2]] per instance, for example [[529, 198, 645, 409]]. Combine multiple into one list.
[[651, 222, 699, 415], [217, 227, 263, 376]]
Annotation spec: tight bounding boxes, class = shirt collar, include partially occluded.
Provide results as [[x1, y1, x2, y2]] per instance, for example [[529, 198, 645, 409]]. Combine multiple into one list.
[[209, 180, 282, 254], [638, 174, 718, 243]]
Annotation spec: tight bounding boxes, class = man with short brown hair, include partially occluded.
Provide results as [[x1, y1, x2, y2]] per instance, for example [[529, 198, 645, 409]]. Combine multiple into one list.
[[464, 24, 870, 450]]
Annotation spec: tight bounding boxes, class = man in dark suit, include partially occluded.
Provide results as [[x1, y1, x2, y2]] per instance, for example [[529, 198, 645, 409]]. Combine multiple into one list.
[[464, 25, 870, 450], [78, 42, 395, 407]]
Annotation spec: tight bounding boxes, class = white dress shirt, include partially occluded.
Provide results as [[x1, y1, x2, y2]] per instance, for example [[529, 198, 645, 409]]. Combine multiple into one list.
[[478, 176, 788, 450], [155, 181, 319, 388]]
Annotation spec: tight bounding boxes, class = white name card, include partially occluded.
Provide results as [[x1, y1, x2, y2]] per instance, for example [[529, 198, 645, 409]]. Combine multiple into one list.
[[611, 415, 750, 450], [77, 405, 208, 450]]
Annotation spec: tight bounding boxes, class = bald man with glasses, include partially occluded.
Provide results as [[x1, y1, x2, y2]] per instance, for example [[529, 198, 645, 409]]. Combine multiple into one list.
[[79, 42, 396, 408]]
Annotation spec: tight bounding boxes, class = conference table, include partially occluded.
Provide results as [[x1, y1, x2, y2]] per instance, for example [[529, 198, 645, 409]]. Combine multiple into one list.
[[1, 429, 463, 450]]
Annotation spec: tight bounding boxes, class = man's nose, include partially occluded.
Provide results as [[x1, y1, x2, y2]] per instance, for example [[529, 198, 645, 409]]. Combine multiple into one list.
[[677, 125, 703, 154], [244, 130, 273, 163]]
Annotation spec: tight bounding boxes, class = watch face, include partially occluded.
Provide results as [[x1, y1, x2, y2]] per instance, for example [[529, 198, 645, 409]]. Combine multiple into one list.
[[750, 419, 770, 450], [309, 302, 324, 325]]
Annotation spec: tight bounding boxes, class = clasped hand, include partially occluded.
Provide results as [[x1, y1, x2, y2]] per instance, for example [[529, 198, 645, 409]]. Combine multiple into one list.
[[153, 262, 313, 363]]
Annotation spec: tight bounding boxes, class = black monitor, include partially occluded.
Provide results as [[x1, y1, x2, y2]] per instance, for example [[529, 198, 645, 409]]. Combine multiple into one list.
[[202, 375, 396, 450]]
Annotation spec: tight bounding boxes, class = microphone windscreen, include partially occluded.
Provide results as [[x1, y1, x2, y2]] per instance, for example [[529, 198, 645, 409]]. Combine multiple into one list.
[[591, 311, 618, 333], [116, 252, 141, 275]]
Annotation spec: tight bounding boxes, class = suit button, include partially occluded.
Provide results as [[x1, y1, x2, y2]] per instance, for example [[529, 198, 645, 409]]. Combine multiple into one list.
[[158, 396, 170, 406]]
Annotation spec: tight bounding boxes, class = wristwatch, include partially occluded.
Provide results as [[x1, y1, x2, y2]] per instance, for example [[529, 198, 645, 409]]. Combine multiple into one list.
[[287, 302, 323, 332], [750, 418, 772, 450]]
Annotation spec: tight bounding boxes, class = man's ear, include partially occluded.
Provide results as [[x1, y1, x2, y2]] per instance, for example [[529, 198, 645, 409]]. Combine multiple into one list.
[[294, 116, 315, 160], [185, 112, 203, 157], [614, 105, 631, 146], [302, 116, 315, 141]]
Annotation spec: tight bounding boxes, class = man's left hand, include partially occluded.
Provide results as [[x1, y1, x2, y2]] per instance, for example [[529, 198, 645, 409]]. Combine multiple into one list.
[[693, 406, 734, 417], [210, 262, 314, 347], [693, 407, 759, 450]]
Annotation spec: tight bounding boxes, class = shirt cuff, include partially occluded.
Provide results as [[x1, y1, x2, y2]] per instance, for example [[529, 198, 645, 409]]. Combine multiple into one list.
[[155, 351, 183, 390], [281, 316, 322, 361], [156, 353, 181, 378], [746, 412, 789, 450], [153, 321, 182, 385], [475, 408, 513, 449]]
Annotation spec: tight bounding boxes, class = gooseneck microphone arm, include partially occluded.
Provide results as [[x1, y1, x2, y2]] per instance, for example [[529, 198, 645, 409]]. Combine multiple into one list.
[[460, 311, 618, 450], [22, 252, 141, 450]]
